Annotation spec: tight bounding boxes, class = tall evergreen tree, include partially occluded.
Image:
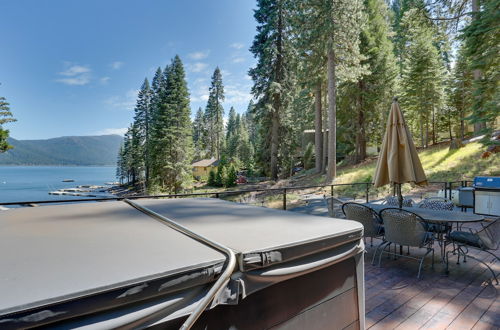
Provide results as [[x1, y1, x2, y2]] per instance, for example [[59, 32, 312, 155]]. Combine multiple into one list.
[[226, 107, 238, 139], [250, 0, 296, 180], [450, 44, 474, 140], [204, 67, 225, 160], [132, 78, 152, 185], [192, 107, 205, 160], [0, 94, 16, 153], [461, 0, 499, 143], [401, 7, 446, 148], [340, 0, 398, 163], [294, 0, 366, 181], [150, 56, 193, 193]]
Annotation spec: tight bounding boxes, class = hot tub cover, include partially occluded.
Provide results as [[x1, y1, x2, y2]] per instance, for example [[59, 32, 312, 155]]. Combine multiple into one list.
[[0, 201, 225, 328]]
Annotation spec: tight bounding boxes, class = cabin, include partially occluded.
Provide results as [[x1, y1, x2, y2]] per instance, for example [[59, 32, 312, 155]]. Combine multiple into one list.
[[192, 158, 220, 178]]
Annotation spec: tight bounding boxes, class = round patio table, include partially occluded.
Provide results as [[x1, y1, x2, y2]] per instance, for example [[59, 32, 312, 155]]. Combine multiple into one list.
[[364, 203, 485, 262], [365, 204, 485, 224]]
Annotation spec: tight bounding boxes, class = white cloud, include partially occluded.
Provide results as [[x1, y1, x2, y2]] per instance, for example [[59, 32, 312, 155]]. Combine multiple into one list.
[[187, 62, 208, 73], [110, 61, 124, 70], [96, 127, 128, 136], [59, 65, 90, 76], [56, 63, 91, 85], [100, 76, 111, 84], [220, 69, 231, 77], [105, 89, 138, 110], [232, 57, 245, 63], [224, 82, 252, 105], [188, 50, 210, 60], [230, 43, 245, 49]]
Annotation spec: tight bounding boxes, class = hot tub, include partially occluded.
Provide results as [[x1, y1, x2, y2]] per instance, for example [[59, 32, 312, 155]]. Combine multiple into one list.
[[0, 198, 364, 329]]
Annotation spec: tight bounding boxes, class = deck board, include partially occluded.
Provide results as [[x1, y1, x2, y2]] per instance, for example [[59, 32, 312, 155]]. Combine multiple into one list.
[[364, 229, 499, 330]]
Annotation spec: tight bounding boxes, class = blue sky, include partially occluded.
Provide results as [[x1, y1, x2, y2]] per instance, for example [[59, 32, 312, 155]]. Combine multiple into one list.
[[0, 0, 256, 140]]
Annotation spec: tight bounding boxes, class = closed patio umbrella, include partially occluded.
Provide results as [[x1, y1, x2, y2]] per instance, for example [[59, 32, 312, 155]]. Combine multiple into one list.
[[374, 98, 427, 208]]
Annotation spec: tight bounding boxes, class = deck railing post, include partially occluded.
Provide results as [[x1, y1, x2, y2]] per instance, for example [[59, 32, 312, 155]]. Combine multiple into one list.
[[331, 185, 334, 197], [365, 183, 370, 203], [283, 188, 287, 210]]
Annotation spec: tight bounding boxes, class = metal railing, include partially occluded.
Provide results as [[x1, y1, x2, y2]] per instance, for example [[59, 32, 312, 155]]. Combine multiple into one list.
[[0, 180, 472, 210]]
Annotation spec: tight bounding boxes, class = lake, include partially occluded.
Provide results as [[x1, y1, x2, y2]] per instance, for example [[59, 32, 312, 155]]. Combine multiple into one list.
[[0, 166, 117, 204]]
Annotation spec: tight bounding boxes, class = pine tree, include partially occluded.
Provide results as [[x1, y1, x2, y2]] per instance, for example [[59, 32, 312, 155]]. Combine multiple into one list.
[[461, 0, 499, 143], [401, 7, 446, 148], [204, 67, 225, 159], [132, 78, 152, 185], [340, 0, 398, 163], [207, 168, 216, 186], [294, 0, 366, 181], [450, 44, 474, 140], [0, 94, 16, 153], [226, 107, 237, 139], [116, 144, 126, 184], [225, 164, 238, 187], [237, 116, 255, 171], [215, 164, 225, 187], [149, 56, 193, 193], [192, 107, 205, 160], [249, 0, 296, 180]]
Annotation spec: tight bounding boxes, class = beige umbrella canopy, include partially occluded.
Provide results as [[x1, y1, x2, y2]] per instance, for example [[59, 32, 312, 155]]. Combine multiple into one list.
[[374, 99, 427, 207]]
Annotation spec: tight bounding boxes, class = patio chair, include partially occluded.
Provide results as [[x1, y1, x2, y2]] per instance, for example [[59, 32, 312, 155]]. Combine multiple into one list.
[[378, 208, 434, 278], [341, 202, 384, 264], [446, 218, 500, 284], [418, 197, 454, 211], [324, 196, 345, 219], [384, 196, 414, 207], [418, 197, 454, 238]]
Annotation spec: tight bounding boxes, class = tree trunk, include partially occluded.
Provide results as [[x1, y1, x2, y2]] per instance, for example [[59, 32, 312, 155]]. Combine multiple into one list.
[[269, 2, 284, 181], [432, 105, 436, 145], [270, 105, 280, 180], [356, 81, 366, 163], [472, 0, 486, 135], [326, 47, 337, 182], [322, 88, 328, 174], [425, 119, 429, 148], [314, 82, 323, 173]]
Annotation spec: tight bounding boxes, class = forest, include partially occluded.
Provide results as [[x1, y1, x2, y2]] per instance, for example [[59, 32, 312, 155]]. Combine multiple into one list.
[[116, 0, 499, 194]]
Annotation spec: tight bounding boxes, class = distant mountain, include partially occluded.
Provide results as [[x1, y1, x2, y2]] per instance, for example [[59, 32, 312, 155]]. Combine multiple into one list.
[[0, 135, 122, 166]]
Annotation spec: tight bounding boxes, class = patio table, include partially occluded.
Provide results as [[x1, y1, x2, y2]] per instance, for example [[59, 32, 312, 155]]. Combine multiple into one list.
[[363, 203, 485, 261]]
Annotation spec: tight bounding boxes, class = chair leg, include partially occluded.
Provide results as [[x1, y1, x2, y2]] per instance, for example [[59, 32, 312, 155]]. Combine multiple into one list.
[[379, 242, 391, 267], [371, 240, 388, 266], [445, 249, 451, 275], [417, 248, 434, 279], [483, 249, 500, 263], [462, 254, 499, 285]]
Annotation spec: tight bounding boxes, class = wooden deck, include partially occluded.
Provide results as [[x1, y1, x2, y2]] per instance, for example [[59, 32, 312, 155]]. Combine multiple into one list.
[[363, 235, 499, 329]]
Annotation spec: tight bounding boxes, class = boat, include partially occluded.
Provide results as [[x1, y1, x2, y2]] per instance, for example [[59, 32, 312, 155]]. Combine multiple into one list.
[[62, 179, 75, 182]]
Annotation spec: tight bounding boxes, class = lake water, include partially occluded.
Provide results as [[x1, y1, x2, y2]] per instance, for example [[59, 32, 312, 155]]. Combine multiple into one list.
[[0, 166, 117, 204]]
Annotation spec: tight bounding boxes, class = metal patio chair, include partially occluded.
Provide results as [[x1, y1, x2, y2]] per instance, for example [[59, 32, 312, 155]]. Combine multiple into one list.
[[341, 202, 384, 264], [418, 197, 454, 246], [324, 196, 345, 219], [384, 196, 414, 207], [446, 218, 500, 284], [378, 208, 434, 279]]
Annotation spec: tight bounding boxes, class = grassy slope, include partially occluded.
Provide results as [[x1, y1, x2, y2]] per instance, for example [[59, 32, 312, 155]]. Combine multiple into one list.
[[333, 142, 499, 185]]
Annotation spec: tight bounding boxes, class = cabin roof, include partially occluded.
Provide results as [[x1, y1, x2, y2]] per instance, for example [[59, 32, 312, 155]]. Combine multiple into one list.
[[191, 158, 220, 167]]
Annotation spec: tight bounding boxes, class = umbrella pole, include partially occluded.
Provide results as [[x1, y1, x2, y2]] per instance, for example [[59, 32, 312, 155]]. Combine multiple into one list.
[[397, 184, 403, 209]]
